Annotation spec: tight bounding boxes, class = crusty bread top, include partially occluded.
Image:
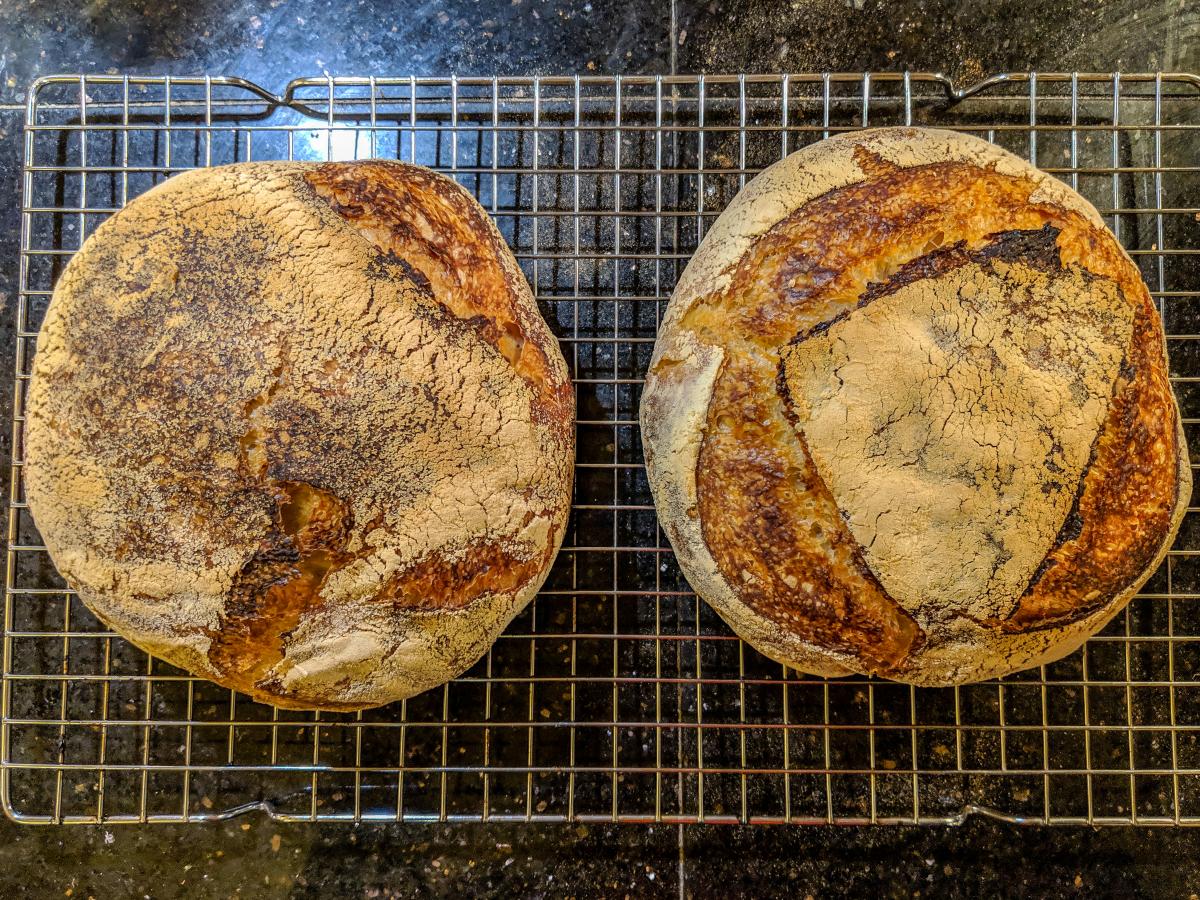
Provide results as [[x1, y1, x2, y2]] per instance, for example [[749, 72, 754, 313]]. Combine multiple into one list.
[[782, 232, 1133, 617], [24, 160, 574, 709], [642, 127, 1189, 685]]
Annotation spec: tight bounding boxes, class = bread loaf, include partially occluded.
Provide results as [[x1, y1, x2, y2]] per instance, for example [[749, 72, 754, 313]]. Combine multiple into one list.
[[641, 127, 1189, 685], [24, 160, 574, 710]]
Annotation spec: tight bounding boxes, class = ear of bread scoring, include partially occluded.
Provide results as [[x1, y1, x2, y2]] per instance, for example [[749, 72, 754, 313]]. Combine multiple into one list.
[[643, 127, 1188, 685]]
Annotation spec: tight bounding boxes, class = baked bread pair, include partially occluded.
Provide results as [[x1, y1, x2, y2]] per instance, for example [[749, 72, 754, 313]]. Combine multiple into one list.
[[25, 129, 1189, 709]]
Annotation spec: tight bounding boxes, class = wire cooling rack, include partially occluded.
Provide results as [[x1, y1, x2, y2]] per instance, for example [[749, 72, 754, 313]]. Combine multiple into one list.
[[6, 71, 1200, 826]]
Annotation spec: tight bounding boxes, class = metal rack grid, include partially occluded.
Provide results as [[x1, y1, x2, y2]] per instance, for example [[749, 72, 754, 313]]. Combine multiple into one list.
[[5, 71, 1200, 826]]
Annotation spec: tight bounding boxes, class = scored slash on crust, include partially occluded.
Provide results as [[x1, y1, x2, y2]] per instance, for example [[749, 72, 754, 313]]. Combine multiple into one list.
[[23, 159, 575, 710], [642, 127, 1190, 687]]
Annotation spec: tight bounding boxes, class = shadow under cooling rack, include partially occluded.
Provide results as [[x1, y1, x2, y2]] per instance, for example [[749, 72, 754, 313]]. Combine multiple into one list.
[[6, 71, 1200, 825]]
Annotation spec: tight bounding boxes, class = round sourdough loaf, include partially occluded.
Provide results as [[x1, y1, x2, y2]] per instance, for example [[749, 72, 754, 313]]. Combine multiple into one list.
[[25, 160, 574, 710], [641, 127, 1190, 686]]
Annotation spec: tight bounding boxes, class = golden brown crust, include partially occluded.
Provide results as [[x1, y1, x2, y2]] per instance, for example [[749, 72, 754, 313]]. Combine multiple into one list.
[[697, 354, 923, 673], [1004, 300, 1180, 630], [24, 160, 574, 710], [644, 127, 1189, 685], [300, 162, 573, 427]]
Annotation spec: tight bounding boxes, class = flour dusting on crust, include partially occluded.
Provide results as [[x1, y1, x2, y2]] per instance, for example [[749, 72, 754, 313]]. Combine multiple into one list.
[[24, 160, 575, 710], [642, 127, 1188, 686]]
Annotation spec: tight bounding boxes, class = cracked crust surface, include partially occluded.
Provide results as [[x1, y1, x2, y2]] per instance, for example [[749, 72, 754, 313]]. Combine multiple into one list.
[[24, 160, 574, 710], [641, 127, 1189, 685]]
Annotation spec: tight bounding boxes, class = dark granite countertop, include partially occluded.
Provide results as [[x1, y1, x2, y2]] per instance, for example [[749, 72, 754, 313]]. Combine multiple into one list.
[[2, 1, 1200, 896], [13, 817, 1200, 897]]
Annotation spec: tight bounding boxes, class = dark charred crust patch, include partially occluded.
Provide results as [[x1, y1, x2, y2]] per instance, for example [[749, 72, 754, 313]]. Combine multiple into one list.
[[858, 240, 974, 305], [976, 223, 1063, 269], [790, 225, 1066, 346], [364, 250, 434, 296]]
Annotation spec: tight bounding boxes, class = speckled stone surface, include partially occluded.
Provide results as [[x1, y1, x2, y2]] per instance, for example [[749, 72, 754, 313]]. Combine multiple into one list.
[[0, 106, 18, 478], [1, 821, 683, 898], [5, 817, 1200, 897], [0, 0, 671, 105], [3, 1, 1200, 896], [674, 0, 1199, 82]]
